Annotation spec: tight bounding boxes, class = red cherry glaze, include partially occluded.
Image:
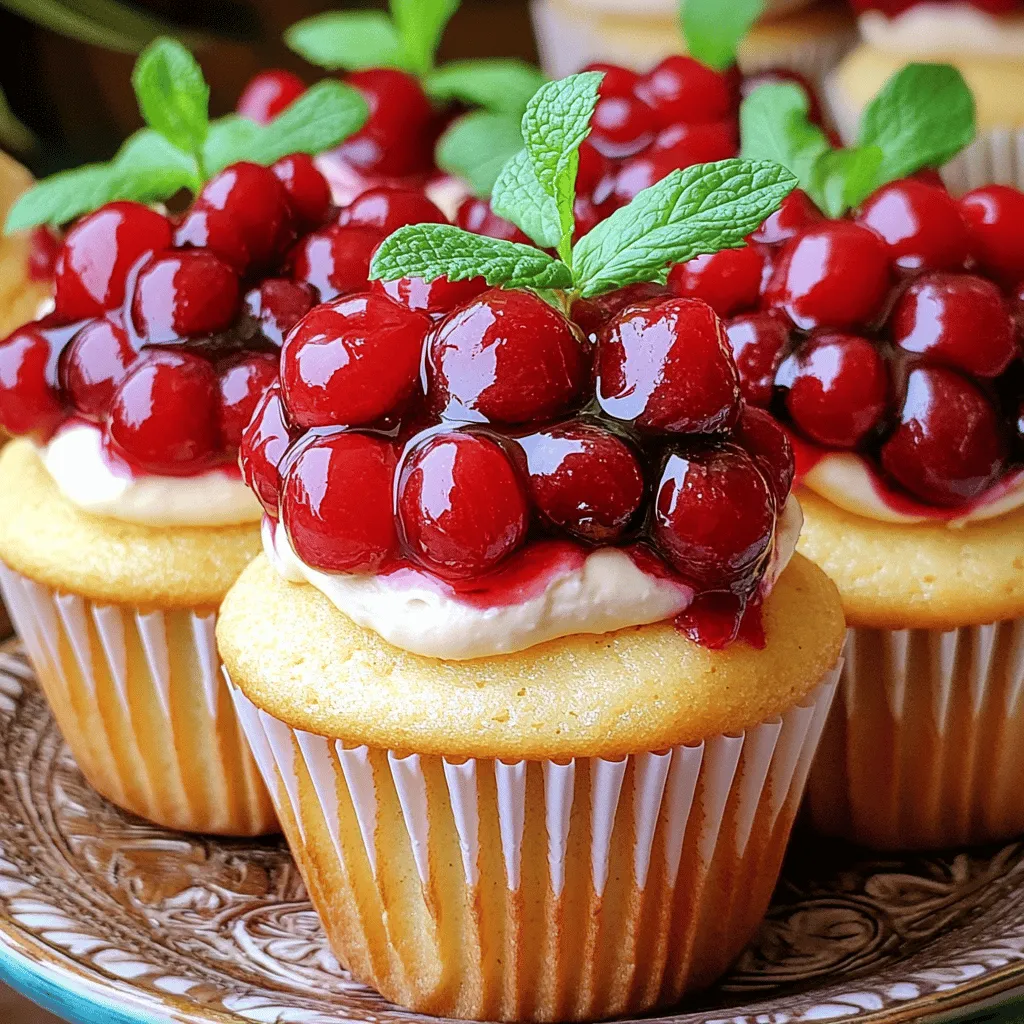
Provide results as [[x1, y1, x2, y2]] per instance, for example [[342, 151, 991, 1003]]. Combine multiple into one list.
[[217, 352, 279, 448], [519, 422, 645, 542], [880, 365, 1007, 506], [244, 278, 317, 346], [59, 317, 137, 420], [582, 61, 639, 98], [764, 221, 891, 331], [750, 189, 824, 245], [131, 250, 240, 344], [589, 95, 656, 158], [288, 225, 381, 301], [280, 292, 430, 428], [174, 206, 251, 273], [454, 197, 532, 244], [28, 226, 61, 282], [959, 185, 1024, 286], [0, 322, 67, 437], [776, 331, 890, 448], [668, 245, 765, 317], [596, 298, 741, 433], [576, 139, 612, 195], [271, 154, 332, 231], [398, 430, 528, 579], [653, 443, 775, 590], [723, 310, 790, 408], [635, 55, 735, 128], [237, 69, 306, 124], [107, 350, 219, 475], [283, 432, 399, 573], [428, 289, 587, 425], [733, 405, 795, 508], [571, 282, 673, 340], [239, 386, 293, 516], [340, 186, 447, 236], [54, 203, 172, 320], [370, 274, 487, 315]]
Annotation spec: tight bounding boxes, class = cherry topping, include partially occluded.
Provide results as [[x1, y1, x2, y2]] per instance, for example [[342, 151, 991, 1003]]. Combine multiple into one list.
[[288, 225, 381, 301], [239, 386, 292, 516], [237, 69, 306, 124], [59, 318, 137, 420], [959, 184, 1024, 286], [271, 154, 332, 232], [582, 61, 639, 98], [398, 430, 528, 579], [174, 206, 251, 273], [217, 352, 279, 449], [54, 203, 172, 321], [596, 297, 741, 434], [0, 322, 66, 437], [750, 189, 824, 245], [668, 245, 765, 318], [723, 310, 790, 408], [732, 405, 795, 508], [339, 186, 447, 236], [244, 278, 317, 346], [28, 226, 60, 282], [635, 55, 735, 128], [454, 197, 532, 244], [589, 95, 656, 158], [370, 274, 487, 315], [571, 282, 673, 340], [283, 432, 399, 573]]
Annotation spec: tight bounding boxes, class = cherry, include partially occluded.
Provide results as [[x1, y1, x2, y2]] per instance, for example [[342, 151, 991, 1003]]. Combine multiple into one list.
[[239, 386, 293, 516], [724, 311, 790, 408], [289, 225, 381, 301], [338, 69, 435, 178], [750, 189, 824, 245], [856, 179, 971, 272], [283, 432, 399, 573], [635, 55, 735, 128], [890, 272, 1017, 378], [237, 69, 306, 124], [398, 430, 528, 579], [589, 95, 656, 158], [0, 322, 66, 437], [428, 288, 587, 424], [519, 422, 645, 542], [454, 197, 532, 244], [370, 274, 487, 315], [668, 245, 765, 318], [280, 291, 430, 429], [959, 184, 1024, 286], [764, 221, 891, 331], [271, 154, 332, 231], [880, 365, 1007, 506], [581, 61, 639, 98], [59, 317, 137, 420], [652, 443, 776, 590], [611, 151, 677, 206], [596, 297, 741, 434], [217, 352, 279, 449], [650, 120, 738, 161], [54, 203, 172, 321], [339, 186, 447, 236], [244, 278, 316, 346], [776, 332, 889, 448], [732, 405, 795, 508], [571, 282, 673, 340], [28, 226, 60, 282], [174, 206, 251, 274], [107, 350, 219, 475], [576, 139, 612, 195], [131, 250, 240, 344]]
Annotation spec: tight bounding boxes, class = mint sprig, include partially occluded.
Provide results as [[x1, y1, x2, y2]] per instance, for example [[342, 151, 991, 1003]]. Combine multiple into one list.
[[740, 64, 976, 218], [681, 0, 765, 72], [371, 72, 797, 302]]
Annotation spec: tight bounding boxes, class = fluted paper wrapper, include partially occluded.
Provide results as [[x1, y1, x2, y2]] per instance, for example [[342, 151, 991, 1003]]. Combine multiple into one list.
[[229, 667, 839, 1021], [807, 621, 1024, 850], [0, 562, 275, 836]]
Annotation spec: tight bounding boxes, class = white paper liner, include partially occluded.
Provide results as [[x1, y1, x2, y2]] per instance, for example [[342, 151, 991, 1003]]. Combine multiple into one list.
[[0, 562, 275, 836], [228, 665, 839, 1019], [807, 620, 1024, 849]]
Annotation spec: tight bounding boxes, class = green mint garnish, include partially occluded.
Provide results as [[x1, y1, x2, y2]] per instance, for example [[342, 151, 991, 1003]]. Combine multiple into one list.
[[740, 64, 976, 218], [681, 0, 764, 72], [425, 60, 548, 114], [436, 112, 534, 203], [370, 72, 796, 302], [6, 37, 368, 234]]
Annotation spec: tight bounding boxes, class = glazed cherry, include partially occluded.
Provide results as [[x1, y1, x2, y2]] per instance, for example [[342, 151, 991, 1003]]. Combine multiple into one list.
[[370, 274, 487, 315], [239, 386, 292, 516], [454, 197, 532, 244], [174, 206, 251, 273], [582, 61, 639, 98], [596, 297, 741, 434], [750, 189, 824, 246], [776, 332, 890, 448], [244, 278, 317, 346], [519, 422, 645, 542], [571, 282, 673, 340], [0, 323, 66, 437], [764, 221, 891, 331], [338, 68, 435, 178], [732, 405, 795, 508], [107, 350, 219, 474], [271, 154, 332, 231], [398, 431, 528, 580], [339, 187, 447, 236], [28, 226, 60, 282], [131, 250, 240, 344], [54, 203, 172, 321], [428, 288, 587, 425], [280, 292, 431, 428], [289, 225, 382, 301], [217, 352, 279, 449], [635, 55, 735, 127], [891, 272, 1017, 378], [723, 311, 790, 408], [283, 432, 399, 573], [237, 69, 306, 124], [880, 365, 1007, 506], [576, 139, 612, 195], [652, 443, 776, 590], [668, 245, 765, 318], [589, 95, 656, 158], [856, 179, 970, 272], [59, 318, 137, 420], [959, 184, 1024, 285]]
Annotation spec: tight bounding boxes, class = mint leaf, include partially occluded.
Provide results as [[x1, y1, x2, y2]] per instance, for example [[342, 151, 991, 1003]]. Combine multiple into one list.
[[425, 60, 547, 114], [370, 223, 573, 290], [391, 0, 459, 76], [436, 110, 526, 198], [6, 165, 116, 233], [810, 145, 883, 218], [110, 128, 200, 197], [202, 115, 261, 174], [682, 0, 764, 71], [491, 149, 561, 248], [572, 158, 796, 298], [131, 37, 209, 159], [858, 63, 976, 186], [285, 12, 406, 72]]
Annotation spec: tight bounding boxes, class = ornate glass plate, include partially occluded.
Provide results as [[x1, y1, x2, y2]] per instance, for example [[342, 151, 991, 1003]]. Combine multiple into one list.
[[0, 641, 1022, 1024]]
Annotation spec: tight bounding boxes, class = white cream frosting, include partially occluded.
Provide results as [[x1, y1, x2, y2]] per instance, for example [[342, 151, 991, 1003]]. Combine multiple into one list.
[[263, 496, 803, 660], [40, 421, 262, 528], [860, 4, 1024, 58]]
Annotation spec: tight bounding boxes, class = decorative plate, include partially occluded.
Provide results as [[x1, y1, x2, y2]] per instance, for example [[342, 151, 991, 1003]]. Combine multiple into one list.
[[0, 640, 1023, 1024]]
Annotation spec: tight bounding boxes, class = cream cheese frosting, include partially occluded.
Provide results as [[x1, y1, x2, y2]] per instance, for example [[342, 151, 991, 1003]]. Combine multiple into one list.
[[859, 4, 1024, 58]]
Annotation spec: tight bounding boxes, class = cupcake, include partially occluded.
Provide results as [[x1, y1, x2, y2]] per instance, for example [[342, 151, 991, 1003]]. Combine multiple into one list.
[[0, 36, 452, 835], [727, 70, 1024, 848], [829, 0, 1024, 190], [217, 74, 846, 1019]]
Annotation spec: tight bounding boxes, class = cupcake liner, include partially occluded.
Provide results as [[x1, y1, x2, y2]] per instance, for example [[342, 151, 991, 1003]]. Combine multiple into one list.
[[807, 620, 1024, 850], [227, 666, 839, 1021], [0, 562, 276, 836]]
